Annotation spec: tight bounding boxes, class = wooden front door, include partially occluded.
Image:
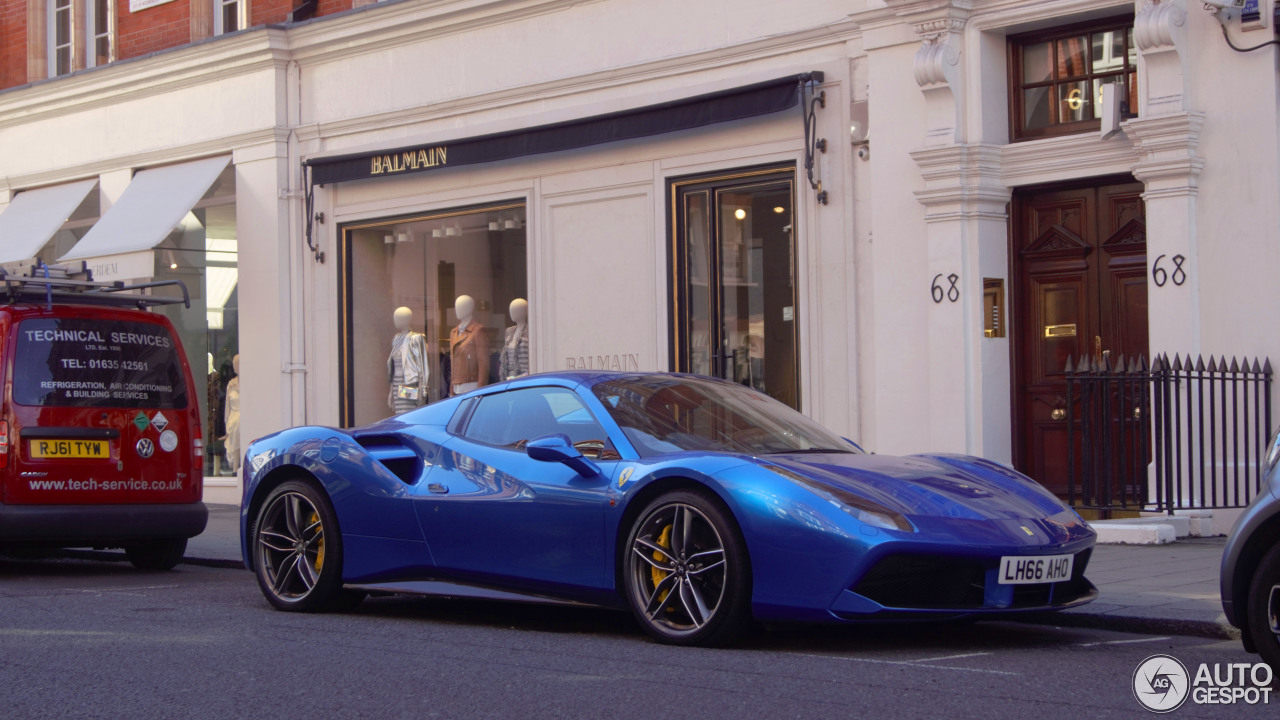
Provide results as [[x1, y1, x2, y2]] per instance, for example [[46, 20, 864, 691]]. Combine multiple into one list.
[[1011, 178, 1148, 496]]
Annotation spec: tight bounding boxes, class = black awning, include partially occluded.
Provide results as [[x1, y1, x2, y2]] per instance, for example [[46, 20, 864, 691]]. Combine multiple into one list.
[[305, 72, 822, 185]]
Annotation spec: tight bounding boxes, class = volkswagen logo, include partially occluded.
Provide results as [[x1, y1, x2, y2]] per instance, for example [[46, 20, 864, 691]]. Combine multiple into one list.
[[136, 438, 155, 459]]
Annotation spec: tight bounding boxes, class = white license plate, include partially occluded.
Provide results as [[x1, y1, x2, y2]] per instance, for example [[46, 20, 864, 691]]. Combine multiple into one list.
[[997, 554, 1074, 585]]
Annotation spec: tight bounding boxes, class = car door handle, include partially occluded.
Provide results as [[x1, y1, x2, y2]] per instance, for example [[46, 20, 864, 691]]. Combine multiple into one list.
[[427, 483, 449, 494]]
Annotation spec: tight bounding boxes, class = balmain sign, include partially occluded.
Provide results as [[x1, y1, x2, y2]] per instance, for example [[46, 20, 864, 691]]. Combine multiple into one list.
[[371, 146, 448, 176], [304, 73, 816, 186]]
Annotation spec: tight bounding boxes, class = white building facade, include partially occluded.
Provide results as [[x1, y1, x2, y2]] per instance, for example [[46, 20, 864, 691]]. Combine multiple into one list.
[[0, 0, 1275, 526]]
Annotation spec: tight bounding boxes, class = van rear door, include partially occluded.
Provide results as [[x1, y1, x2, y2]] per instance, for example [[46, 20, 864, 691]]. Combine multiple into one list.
[[4, 314, 199, 506]]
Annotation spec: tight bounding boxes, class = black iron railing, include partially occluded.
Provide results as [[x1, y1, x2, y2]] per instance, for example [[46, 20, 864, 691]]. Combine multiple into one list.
[[1065, 353, 1273, 513], [1151, 354, 1273, 512], [1065, 354, 1152, 512]]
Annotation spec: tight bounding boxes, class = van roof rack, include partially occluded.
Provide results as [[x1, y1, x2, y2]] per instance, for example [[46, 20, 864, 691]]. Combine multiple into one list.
[[0, 260, 190, 310]]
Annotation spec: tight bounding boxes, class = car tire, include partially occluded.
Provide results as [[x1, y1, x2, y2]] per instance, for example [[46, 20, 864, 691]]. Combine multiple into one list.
[[623, 489, 752, 647], [124, 539, 186, 571], [251, 480, 353, 612], [1246, 542, 1280, 680]]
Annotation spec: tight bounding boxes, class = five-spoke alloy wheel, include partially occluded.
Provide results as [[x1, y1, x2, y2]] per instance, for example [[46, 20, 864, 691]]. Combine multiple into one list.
[[624, 489, 751, 646], [252, 480, 359, 612]]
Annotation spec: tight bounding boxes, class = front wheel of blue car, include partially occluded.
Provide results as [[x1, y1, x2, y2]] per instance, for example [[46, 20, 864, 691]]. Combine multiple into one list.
[[252, 480, 361, 613], [624, 490, 751, 647]]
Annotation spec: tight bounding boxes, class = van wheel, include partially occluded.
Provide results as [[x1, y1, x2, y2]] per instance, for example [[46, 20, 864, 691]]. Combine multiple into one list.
[[126, 538, 187, 571]]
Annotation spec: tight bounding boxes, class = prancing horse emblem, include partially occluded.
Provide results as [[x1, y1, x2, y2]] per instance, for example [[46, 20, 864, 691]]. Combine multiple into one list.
[[136, 438, 155, 459]]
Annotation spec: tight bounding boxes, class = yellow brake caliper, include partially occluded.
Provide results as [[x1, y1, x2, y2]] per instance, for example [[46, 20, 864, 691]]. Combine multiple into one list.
[[651, 524, 673, 608], [310, 511, 325, 573]]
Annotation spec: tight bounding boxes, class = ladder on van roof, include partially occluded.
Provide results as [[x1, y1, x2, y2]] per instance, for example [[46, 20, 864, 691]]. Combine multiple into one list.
[[0, 260, 191, 309]]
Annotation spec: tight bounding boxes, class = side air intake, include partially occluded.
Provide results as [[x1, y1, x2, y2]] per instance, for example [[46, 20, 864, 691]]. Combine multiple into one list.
[[354, 436, 422, 484]]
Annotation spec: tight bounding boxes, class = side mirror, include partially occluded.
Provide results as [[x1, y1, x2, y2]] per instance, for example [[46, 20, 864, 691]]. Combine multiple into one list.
[[526, 434, 601, 477]]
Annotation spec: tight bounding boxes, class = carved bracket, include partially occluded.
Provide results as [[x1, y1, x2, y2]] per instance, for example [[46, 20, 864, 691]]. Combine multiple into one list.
[[907, 12, 967, 146], [1134, 0, 1188, 117]]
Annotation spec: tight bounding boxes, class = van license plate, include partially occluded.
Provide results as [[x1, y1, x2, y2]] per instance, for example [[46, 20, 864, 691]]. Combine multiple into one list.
[[28, 439, 109, 459], [997, 554, 1074, 585]]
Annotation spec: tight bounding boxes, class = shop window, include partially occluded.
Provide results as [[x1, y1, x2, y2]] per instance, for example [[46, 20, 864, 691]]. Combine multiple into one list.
[[214, 0, 246, 35], [48, 0, 73, 77], [86, 0, 113, 68], [29, 168, 239, 475], [1008, 16, 1137, 141], [670, 167, 799, 410], [151, 166, 239, 476], [340, 204, 529, 427]]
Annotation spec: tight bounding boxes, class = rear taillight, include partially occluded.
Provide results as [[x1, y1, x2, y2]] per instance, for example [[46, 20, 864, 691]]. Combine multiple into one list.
[[0, 419, 8, 468], [193, 437, 204, 476]]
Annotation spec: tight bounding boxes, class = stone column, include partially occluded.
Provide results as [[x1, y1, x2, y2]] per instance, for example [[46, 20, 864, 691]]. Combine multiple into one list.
[[231, 138, 294, 487], [1126, 0, 1203, 356], [26, 0, 47, 82], [873, 2, 1012, 457], [910, 144, 1012, 458]]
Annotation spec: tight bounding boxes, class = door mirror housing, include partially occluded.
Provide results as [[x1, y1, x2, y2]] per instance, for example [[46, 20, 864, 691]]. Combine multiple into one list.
[[526, 434, 600, 477]]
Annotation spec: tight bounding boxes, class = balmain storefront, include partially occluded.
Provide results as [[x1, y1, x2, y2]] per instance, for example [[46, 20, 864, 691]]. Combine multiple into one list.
[[310, 73, 839, 430]]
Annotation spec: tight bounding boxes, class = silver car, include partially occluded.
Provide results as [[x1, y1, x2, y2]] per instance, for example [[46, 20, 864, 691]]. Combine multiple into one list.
[[1221, 427, 1280, 675]]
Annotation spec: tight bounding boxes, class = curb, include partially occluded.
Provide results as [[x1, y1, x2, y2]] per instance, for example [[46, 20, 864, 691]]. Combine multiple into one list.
[[1009, 609, 1239, 641]]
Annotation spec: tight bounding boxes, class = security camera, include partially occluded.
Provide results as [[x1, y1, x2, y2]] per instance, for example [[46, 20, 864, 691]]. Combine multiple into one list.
[[1200, 0, 1244, 8], [855, 145, 870, 161]]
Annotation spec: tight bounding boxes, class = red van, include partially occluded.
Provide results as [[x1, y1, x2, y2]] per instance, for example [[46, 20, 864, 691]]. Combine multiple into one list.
[[0, 264, 207, 570]]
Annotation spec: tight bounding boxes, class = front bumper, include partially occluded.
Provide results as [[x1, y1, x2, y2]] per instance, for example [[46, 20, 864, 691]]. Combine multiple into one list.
[[0, 502, 208, 546], [828, 546, 1097, 619]]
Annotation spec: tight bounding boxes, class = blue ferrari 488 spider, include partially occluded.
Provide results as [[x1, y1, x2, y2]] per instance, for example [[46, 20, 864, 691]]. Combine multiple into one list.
[[241, 372, 1097, 646]]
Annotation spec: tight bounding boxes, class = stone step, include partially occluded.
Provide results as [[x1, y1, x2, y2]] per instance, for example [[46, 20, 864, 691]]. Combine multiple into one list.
[[1091, 516, 1185, 545]]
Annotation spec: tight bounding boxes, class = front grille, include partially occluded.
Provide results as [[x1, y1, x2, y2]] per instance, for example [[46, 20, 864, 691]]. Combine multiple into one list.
[[852, 547, 1094, 611], [854, 554, 988, 609]]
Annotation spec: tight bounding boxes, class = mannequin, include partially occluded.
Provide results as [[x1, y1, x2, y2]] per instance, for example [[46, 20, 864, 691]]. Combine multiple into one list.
[[224, 354, 241, 474], [499, 298, 530, 381], [387, 306, 429, 413], [449, 294, 488, 395]]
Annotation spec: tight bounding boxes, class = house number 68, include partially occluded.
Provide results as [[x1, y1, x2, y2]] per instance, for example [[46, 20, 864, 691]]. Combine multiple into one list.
[[1152, 254, 1187, 287], [931, 273, 960, 303]]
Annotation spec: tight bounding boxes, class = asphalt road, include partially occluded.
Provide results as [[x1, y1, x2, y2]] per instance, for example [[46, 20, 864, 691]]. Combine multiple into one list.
[[0, 556, 1273, 720]]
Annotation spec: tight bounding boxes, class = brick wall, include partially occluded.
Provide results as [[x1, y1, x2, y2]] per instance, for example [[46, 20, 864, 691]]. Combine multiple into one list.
[[251, 0, 289, 26], [253, 0, 355, 26], [117, 0, 190, 61], [0, 0, 360, 92], [0, 0, 27, 89]]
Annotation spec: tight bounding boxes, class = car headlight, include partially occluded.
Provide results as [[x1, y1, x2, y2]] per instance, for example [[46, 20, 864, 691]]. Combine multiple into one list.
[[761, 462, 915, 532]]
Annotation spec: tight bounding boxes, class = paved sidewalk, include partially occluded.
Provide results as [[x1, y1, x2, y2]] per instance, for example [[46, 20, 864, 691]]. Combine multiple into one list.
[[1020, 537, 1233, 639], [181, 504, 1236, 639], [185, 503, 242, 568]]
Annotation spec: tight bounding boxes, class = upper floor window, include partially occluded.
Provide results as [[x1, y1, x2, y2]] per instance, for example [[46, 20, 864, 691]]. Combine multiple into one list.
[[214, 0, 247, 35], [1008, 17, 1137, 141], [48, 0, 73, 76], [87, 0, 114, 68]]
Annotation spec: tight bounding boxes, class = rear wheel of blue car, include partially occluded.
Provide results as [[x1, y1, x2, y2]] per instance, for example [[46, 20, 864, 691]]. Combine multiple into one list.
[[252, 480, 362, 613], [1247, 542, 1280, 677], [624, 490, 751, 647]]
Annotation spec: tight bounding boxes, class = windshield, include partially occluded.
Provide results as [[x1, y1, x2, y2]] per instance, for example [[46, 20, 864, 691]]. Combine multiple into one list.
[[591, 375, 858, 457], [13, 317, 189, 409]]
